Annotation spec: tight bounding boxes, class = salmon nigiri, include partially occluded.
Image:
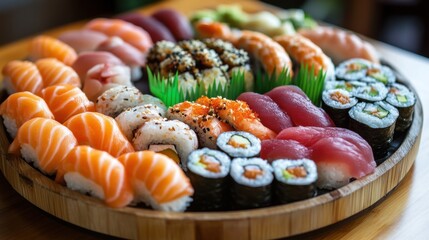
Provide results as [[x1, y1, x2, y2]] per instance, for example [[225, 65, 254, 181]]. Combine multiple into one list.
[[36, 58, 81, 88], [29, 35, 78, 66], [0, 91, 54, 138], [56, 146, 134, 208], [8, 118, 77, 175], [2, 60, 44, 95], [85, 18, 153, 53], [40, 84, 94, 123], [63, 112, 134, 157], [118, 151, 194, 212]]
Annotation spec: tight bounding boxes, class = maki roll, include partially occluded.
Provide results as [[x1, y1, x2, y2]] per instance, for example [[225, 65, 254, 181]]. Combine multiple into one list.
[[354, 82, 388, 102], [386, 83, 416, 132], [335, 58, 372, 81], [324, 80, 367, 95], [230, 158, 273, 209], [322, 89, 358, 127], [272, 159, 317, 203], [349, 101, 399, 159], [186, 148, 231, 211], [216, 131, 261, 158], [361, 64, 396, 85]]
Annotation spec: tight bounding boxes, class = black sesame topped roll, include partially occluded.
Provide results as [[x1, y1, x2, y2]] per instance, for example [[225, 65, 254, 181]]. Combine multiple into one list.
[[322, 89, 358, 128], [324, 80, 367, 95], [217, 131, 261, 158], [186, 148, 231, 211], [354, 82, 388, 102], [272, 159, 317, 203], [386, 83, 416, 132], [230, 158, 273, 209], [335, 58, 372, 81], [361, 65, 396, 85], [349, 101, 399, 159]]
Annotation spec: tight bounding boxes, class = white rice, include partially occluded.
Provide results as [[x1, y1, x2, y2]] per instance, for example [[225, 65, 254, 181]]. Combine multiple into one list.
[[349, 101, 399, 128], [272, 158, 318, 185], [230, 158, 273, 187], [64, 172, 105, 200], [96, 85, 145, 118], [216, 131, 261, 158], [315, 162, 351, 189], [322, 89, 358, 109], [3, 115, 18, 138], [187, 148, 231, 178]]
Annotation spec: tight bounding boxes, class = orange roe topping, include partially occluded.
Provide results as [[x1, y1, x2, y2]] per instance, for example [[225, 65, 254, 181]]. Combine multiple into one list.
[[330, 91, 350, 104]]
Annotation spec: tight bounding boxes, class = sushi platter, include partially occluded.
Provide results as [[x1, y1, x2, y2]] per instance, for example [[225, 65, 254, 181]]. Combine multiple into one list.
[[0, 0, 423, 239]]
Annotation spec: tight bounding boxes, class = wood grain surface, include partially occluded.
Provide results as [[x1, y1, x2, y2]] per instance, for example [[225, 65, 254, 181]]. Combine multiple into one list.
[[1, 0, 429, 239]]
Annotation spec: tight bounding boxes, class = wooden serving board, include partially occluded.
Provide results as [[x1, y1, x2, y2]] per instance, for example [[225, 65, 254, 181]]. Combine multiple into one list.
[[0, 0, 424, 239]]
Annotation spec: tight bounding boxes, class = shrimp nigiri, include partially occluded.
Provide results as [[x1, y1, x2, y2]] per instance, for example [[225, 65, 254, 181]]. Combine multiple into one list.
[[36, 58, 81, 88], [298, 26, 380, 64], [196, 96, 276, 140], [167, 101, 233, 149], [0, 91, 54, 138], [2, 60, 44, 95], [274, 34, 335, 80], [40, 84, 95, 123], [29, 35, 77, 66], [56, 146, 134, 208], [85, 18, 153, 53], [63, 112, 134, 157], [8, 118, 77, 175], [118, 151, 194, 212]]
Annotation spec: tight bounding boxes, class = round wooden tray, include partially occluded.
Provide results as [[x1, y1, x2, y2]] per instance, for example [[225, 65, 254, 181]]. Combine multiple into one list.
[[0, 83, 423, 240]]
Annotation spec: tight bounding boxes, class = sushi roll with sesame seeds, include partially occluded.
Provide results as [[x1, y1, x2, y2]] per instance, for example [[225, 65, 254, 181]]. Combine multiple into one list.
[[216, 131, 261, 158], [230, 157, 273, 209], [186, 148, 231, 211]]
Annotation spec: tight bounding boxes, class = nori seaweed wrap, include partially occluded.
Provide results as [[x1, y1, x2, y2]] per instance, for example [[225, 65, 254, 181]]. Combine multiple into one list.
[[272, 159, 317, 203], [349, 101, 399, 159], [216, 131, 261, 158], [186, 148, 231, 211], [386, 83, 416, 132], [335, 58, 372, 81], [230, 158, 273, 209], [322, 89, 358, 127], [324, 80, 367, 95]]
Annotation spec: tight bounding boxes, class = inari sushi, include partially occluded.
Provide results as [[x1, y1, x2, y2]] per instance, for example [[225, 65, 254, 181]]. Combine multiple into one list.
[[41, 84, 95, 123], [0, 91, 54, 138], [8, 118, 77, 175], [63, 112, 134, 157], [118, 151, 194, 212], [56, 146, 134, 208]]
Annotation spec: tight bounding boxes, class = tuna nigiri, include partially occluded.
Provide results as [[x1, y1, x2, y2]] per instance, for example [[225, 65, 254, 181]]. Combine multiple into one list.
[[118, 151, 194, 212], [85, 18, 153, 53], [40, 84, 95, 123], [0, 91, 54, 138], [72, 51, 124, 80], [8, 118, 77, 175], [29, 35, 77, 66], [36, 58, 81, 88], [56, 146, 134, 208], [2, 60, 44, 95], [63, 112, 134, 157]]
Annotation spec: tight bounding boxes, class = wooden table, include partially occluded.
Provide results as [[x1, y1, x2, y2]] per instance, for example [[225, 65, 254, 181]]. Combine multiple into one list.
[[1, 0, 428, 239]]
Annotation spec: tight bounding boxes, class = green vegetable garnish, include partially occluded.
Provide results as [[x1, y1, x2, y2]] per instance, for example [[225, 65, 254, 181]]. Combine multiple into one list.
[[282, 169, 295, 180], [254, 67, 292, 94], [396, 94, 408, 103], [364, 106, 389, 119], [367, 86, 379, 97], [369, 72, 388, 84], [294, 64, 326, 106]]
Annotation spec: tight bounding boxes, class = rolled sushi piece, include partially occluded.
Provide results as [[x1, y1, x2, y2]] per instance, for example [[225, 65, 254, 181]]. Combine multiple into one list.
[[386, 83, 416, 132], [322, 89, 358, 128], [361, 64, 396, 85], [354, 82, 388, 102], [324, 80, 367, 95], [216, 131, 261, 158], [96, 85, 145, 118], [230, 158, 273, 209], [349, 101, 399, 159], [272, 158, 317, 203], [186, 148, 231, 211], [335, 58, 372, 81]]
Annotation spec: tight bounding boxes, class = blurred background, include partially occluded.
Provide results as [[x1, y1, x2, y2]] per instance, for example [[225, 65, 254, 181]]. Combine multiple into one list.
[[0, 0, 427, 57]]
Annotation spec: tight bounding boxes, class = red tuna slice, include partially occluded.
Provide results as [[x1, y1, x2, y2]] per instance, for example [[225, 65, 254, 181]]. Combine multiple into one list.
[[277, 126, 373, 157], [266, 85, 335, 127], [311, 137, 376, 189], [237, 92, 293, 133], [260, 139, 311, 163]]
